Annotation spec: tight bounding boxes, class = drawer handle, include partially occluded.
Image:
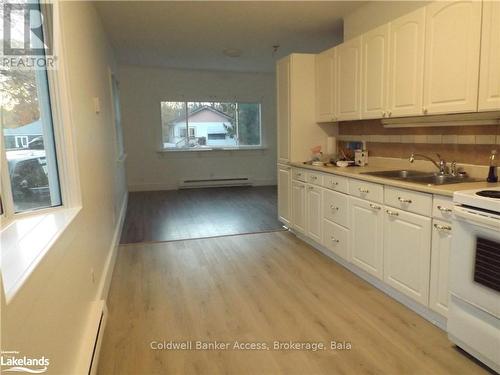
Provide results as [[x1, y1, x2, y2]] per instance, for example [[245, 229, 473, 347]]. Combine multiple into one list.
[[330, 236, 339, 243], [369, 204, 381, 210], [308, 186, 314, 190], [437, 205, 452, 213], [398, 197, 412, 204], [297, 173, 302, 177], [311, 176, 318, 180], [434, 223, 452, 232], [386, 209, 399, 217], [331, 181, 339, 186], [330, 205, 339, 211], [358, 187, 370, 193]]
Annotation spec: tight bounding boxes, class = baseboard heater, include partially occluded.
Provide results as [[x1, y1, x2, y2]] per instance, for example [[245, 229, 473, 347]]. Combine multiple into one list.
[[179, 177, 252, 189]]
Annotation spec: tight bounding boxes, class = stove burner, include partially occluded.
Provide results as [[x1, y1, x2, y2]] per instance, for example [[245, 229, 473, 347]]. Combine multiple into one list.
[[476, 190, 500, 199]]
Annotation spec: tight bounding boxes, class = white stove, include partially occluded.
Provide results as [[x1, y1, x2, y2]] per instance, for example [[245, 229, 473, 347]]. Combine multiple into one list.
[[454, 186, 500, 213], [447, 187, 500, 373]]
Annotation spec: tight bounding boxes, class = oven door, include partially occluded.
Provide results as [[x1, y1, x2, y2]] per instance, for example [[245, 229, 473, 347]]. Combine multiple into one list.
[[451, 206, 500, 318]]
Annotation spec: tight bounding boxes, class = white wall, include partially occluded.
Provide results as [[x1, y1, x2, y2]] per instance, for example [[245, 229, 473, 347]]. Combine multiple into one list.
[[343, 1, 430, 40], [118, 65, 277, 191], [1, 2, 127, 374]]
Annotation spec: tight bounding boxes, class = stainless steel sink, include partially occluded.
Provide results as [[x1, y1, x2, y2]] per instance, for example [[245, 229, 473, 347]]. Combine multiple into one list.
[[361, 170, 481, 185], [362, 170, 434, 179]]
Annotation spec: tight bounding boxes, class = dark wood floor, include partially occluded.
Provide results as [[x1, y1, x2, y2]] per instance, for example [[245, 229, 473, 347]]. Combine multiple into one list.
[[120, 186, 284, 244]]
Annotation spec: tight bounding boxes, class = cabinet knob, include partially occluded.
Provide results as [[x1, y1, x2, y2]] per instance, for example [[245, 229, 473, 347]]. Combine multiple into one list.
[[330, 236, 339, 243], [330, 205, 339, 211], [385, 209, 399, 217], [387, 111, 392, 117], [358, 187, 369, 194], [308, 186, 314, 190], [331, 181, 339, 186], [422, 107, 428, 115], [434, 223, 452, 232], [382, 111, 386, 118], [437, 205, 452, 213], [369, 204, 381, 210], [398, 197, 412, 204]]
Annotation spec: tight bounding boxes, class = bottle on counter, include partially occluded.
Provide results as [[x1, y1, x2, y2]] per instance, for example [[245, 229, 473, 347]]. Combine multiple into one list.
[[487, 150, 498, 183]]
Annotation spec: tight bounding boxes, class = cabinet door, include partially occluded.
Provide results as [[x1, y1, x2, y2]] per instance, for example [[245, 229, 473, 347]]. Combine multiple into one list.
[[361, 24, 390, 119], [383, 207, 431, 305], [337, 37, 362, 120], [291, 181, 306, 234], [387, 8, 426, 117], [277, 164, 291, 226], [315, 48, 337, 123], [423, 1, 482, 115], [478, 1, 500, 111], [277, 57, 290, 163], [350, 197, 384, 280], [429, 220, 452, 317], [306, 185, 322, 243]]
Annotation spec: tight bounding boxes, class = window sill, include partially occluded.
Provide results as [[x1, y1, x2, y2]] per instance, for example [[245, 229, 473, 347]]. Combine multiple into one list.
[[1, 206, 81, 303], [157, 146, 268, 153]]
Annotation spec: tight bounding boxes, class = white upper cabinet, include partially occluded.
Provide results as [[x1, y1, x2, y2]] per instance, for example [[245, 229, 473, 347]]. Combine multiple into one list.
[[277, 57, 290, 163], [361, 24, 390, 119], [315, 48, 337, 123], [423, 1, 482, 115], [478, 0, 500, 112], [387, 8, 426, 118], [337, 37, 362, 121]]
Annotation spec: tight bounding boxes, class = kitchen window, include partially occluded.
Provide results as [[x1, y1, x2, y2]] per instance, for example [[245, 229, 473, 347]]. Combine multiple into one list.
[[160, 101, 262, 150], [1, 2, 62, 215]]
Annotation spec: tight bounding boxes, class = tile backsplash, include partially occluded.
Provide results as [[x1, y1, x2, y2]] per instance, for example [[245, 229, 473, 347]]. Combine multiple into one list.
[[338, 120, 500, 165]]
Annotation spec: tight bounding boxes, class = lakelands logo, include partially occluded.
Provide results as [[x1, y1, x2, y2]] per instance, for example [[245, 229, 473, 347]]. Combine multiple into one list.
[[1, 351, 50, 373], [2, 2, 57, 69]]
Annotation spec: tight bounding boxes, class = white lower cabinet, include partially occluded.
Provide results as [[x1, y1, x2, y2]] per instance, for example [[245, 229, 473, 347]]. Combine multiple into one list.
[[383, 206, 432, 305], [291, 180, 306, 234], [277, 164, 291, 226], [306, 185, 322, 243], [323, 219, 349, 260], [349, 197, 384, 280], [429, 219, 452, 317]]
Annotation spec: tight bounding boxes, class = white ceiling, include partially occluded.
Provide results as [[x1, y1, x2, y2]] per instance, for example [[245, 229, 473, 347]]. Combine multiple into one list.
[[95, 1, 366, 73]]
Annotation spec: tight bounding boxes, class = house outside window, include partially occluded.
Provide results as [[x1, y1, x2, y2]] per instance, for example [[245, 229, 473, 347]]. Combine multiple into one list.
[[160, 101, 261, 150]]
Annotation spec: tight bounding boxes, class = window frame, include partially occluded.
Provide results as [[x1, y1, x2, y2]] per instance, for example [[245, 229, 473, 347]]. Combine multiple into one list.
[[0, 0, 81, 227], [159, 100, 264, 152]]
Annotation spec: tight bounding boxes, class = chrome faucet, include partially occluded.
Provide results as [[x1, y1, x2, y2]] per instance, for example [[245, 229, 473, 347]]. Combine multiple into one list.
[[409, 153, 448, 175]]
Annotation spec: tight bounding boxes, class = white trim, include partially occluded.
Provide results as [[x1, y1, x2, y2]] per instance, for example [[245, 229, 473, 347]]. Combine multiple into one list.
[[293, 230, 447, 331], [128, 178, 276, 192], [72, 192, 127, 375]]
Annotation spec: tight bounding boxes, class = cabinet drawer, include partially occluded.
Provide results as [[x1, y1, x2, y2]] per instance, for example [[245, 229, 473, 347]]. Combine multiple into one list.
[[349, 179, 384, 203], [385, 186, 432, 216], [306, 171, 323, 186], [323, 190, 349, 228], [292, 168, 307, 182], [323, 174, 349, 194], [432, 195, 454, 222], [322, 219, 350, 260]]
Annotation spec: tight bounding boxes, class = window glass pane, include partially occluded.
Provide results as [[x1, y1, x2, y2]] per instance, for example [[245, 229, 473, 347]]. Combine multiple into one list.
[[237, 103, 261, 146], [1, 67, 61, 212], [160, 101, 261, 149], [161, 101, 187, 149]]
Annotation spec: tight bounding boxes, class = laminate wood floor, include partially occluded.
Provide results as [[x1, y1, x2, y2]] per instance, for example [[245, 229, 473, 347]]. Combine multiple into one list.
[[98, 231, 488, 375], [120, 186, 284, 244]]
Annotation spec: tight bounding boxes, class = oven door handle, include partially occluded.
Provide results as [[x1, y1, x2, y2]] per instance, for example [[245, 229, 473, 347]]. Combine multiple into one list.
[[453, 205, 500, 230]]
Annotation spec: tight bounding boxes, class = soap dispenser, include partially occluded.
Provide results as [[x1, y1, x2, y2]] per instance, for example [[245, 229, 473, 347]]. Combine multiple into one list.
[[487, 150, 498, 183]]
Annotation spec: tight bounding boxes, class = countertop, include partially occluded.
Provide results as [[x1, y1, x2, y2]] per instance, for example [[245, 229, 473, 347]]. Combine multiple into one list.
[[288, 161, 500, 197]]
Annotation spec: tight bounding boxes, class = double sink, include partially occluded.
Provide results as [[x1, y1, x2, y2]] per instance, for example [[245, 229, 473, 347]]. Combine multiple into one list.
[[361, 170, 481, 185]]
